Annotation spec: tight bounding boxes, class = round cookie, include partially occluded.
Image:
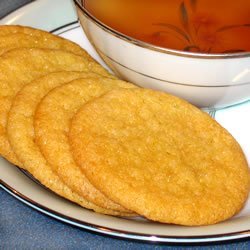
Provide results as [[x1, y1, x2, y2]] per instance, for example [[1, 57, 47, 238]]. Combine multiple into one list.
[[33, 77, 136, 212], [0, 48, 111, 165], [0, 25, 92, 58], [6, 72, 132, 216], [0, 33, 92, 58], [69, 88, 250, 226]]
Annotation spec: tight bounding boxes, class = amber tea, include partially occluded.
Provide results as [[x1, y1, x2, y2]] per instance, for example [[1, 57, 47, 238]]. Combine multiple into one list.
[[84, 0, 250, 54]]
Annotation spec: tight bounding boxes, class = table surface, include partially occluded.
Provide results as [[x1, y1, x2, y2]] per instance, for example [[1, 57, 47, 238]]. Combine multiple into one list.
[[0, 0, 249, 249]]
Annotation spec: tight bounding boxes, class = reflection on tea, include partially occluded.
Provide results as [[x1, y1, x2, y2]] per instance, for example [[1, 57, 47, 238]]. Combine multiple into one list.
[[84, 0, 250, 53]]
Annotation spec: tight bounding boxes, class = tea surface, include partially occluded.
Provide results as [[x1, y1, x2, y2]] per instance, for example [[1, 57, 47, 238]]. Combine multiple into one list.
[[84, 0, 250, 53]]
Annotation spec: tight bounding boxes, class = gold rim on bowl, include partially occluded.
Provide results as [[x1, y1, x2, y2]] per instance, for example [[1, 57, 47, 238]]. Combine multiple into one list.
[[74, 0, 250, 59]]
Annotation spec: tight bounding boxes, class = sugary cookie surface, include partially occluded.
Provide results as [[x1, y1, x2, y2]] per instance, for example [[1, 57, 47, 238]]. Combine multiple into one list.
[[33, 77, 135, 213], [69, 88, 250, 226], [0, 47, 110, 164]]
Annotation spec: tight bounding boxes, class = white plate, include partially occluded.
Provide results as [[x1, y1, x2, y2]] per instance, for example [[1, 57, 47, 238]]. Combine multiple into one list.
[[0, 0, 249, 244]]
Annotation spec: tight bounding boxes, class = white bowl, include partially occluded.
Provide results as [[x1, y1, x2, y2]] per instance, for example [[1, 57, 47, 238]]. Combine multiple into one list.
[[74, 0, 250, 109]]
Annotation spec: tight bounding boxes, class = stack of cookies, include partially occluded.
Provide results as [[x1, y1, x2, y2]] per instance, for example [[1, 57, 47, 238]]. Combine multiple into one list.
[[1, 25, 249, 226]]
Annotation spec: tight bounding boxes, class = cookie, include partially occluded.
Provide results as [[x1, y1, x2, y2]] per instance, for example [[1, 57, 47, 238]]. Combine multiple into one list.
[[0, 48, 111, 165], [69, 88, 250, 226], [34, 77, 136, 213], [0, 25, 92, 58], [6, 71, 131, 216]]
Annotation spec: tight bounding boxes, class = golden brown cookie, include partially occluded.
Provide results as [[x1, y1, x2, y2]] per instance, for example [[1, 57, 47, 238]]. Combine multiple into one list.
[[6, 71, 131, 216], [34, 77, 136, 213], [69, 88, 250, 226], [0, 48, 111, 165], [0, 25, 92, 58]]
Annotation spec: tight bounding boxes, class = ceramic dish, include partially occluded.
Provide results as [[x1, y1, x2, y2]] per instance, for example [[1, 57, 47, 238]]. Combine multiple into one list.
[[74, 0, 250, 109], [0, 0, 249, 243]]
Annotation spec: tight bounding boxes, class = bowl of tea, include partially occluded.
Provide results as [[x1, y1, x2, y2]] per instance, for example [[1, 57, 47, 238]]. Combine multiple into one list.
[[74, 0, 250, 108]]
